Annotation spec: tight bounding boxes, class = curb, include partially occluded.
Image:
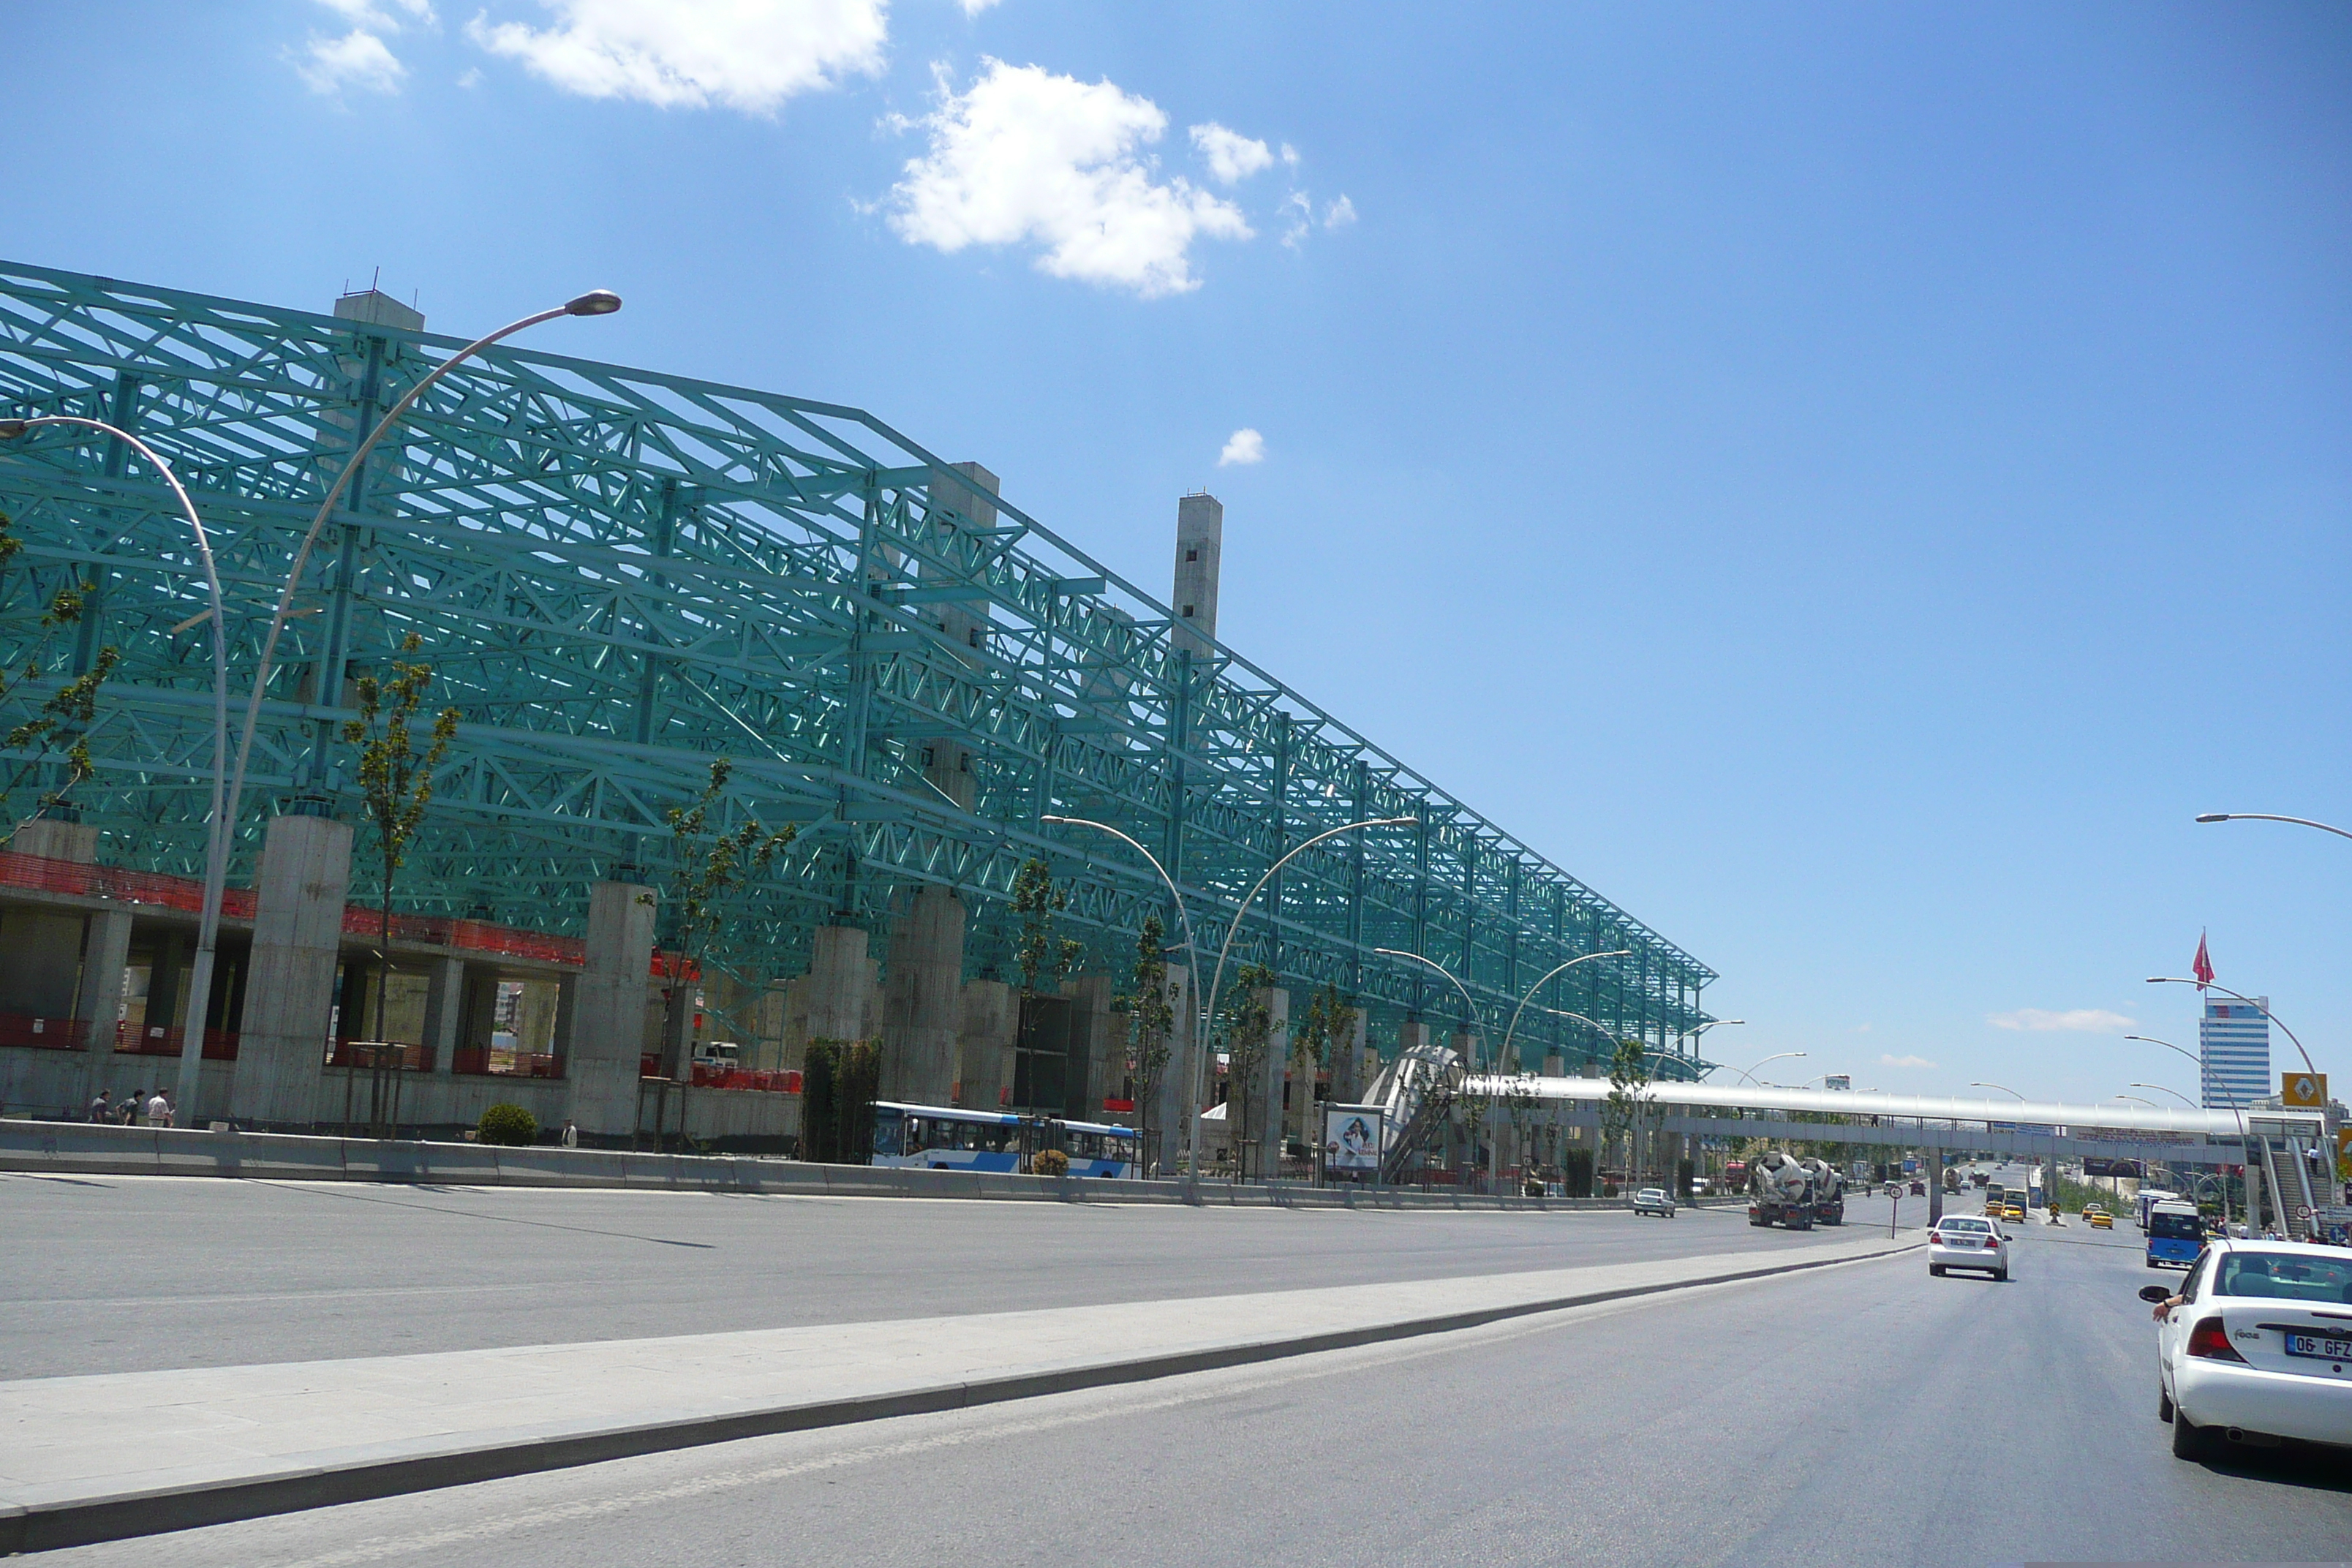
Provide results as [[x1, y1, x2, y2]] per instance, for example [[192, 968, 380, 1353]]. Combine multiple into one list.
[[0, 1236, 1920, 1555]]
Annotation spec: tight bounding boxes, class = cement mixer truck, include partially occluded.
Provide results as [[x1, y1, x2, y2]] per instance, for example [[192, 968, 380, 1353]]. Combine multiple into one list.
[[1798, 1156, 1847, 1226], [1747, 1150, 1817, 1230]]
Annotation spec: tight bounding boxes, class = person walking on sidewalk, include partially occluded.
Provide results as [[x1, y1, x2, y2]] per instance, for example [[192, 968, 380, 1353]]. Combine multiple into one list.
[[118, 1092, 141, 1126], [146, 1089, 172, 1128], [560, 1119, 578, 1149], [88, 1090, 111, 1123]]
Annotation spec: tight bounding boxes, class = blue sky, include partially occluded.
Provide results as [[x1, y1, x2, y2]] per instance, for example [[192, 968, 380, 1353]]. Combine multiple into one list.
[[5, 2, 2348, 1103]]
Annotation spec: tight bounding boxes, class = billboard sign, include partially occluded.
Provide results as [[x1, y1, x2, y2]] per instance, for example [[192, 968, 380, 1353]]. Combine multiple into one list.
[[1324, 1104, 1384, 1174], [2283, 1071, 2328, 1109]]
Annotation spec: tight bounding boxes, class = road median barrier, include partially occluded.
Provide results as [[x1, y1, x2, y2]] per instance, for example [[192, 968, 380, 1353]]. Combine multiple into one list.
[[2, 1120, 1671, 1211]]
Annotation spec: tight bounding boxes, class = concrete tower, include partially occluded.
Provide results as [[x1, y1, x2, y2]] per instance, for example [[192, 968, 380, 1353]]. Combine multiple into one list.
[[1172, 492, 1222, 655], [921, 461, 998, 810]]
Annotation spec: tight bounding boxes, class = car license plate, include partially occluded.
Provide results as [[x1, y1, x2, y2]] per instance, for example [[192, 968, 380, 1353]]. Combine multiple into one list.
[[2284, 1333, 2352, 1360]]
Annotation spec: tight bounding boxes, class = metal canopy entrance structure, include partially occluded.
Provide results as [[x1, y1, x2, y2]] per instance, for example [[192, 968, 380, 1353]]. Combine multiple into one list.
[[0, 261, 1715, 1063]]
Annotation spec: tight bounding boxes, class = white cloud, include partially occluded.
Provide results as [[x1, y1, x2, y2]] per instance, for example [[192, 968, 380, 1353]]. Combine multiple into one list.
[[889, 59, 1251, 298], [1323, 194, 1356, 229], [1189, 121, 1272, 185], [1280, 142, 1298, 169], [456, 65, 483, 87], [316, 0, 437, 29], [1217, 428, 1264, 467], [957, 0, 999, 13], [1987, 1008, 2135, 1034], [1278, 190, 1312, 249], [293, 29, 408, 94], [1880, 1052, 1938, 1069], [468, 0, 889, 113]]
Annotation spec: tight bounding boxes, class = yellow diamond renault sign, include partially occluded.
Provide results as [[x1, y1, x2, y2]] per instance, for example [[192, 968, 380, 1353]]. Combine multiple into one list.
[[2282, 1072, 2327, 1108]]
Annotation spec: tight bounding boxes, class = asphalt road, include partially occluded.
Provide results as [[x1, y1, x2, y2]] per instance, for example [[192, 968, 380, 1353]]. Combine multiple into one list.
[[41, 1194, 2349, 1568], [0, 1173, 1931, 1377]]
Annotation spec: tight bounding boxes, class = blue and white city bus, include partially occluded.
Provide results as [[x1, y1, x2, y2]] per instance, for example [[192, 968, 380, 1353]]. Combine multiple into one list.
[[870, 1101, 1138, 1177]]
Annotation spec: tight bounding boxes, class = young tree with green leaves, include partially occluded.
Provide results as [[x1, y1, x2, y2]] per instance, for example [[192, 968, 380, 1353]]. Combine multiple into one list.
[[0, 508, 121, 823], [1219, 960, 1277, 1178], [339, 632, 459, 1048], [1122, 911, 1175, 1171], [1291, 981, 1352, 1152], [1011, 855, 1083, 995], [1603, 1036, 1656, 1188], [654, 757, 796, 1077]]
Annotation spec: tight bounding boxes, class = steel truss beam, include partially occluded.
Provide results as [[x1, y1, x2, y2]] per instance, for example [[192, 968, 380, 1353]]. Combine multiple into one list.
[[0, 261, 1716, 1063]]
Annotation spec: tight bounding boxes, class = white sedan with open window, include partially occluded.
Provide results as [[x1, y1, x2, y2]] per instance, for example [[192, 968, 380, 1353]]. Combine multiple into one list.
[[1927, 1214, 2009, 1280], [2141, 1240, 2352, 1460]]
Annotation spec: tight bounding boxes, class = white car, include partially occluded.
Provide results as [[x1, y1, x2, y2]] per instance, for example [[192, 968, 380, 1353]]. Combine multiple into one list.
[[1630, 1187, 1676, 1218], [2142, 1240, 2352, 1460], [1928, 1214, 2010, 1281]]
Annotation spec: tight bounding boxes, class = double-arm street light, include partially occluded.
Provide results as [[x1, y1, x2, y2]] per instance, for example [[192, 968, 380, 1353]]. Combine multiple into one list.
[[0, 415, 227, 1116], [1041, 813, 1414, 1185], [2130, 1082, 2197, 1109], [18, 293, 623, 1122], [1970, 1082, 2025, 1101]]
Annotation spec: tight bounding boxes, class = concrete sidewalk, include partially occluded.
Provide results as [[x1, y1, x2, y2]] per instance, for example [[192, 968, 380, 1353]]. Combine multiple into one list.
[[0, 1231, 1917, 1553]]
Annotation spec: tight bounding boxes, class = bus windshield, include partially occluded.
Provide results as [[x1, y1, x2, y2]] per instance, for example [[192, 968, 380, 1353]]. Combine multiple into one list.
[[2147, 1210, 2203, 1241]]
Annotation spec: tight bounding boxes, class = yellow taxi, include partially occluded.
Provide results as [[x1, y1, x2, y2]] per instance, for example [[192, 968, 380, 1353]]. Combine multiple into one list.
[[2002, 1202, 2026, 1224], [2084, 1205, 2112, 1229]]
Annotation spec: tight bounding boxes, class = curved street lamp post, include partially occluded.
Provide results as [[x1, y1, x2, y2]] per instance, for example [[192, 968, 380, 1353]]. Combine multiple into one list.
[[2126, 1035, 2244, 1229], [0, 416, 227, 1117], [12, 294, 624, 1123], [2144, 976, 2318, 1078]]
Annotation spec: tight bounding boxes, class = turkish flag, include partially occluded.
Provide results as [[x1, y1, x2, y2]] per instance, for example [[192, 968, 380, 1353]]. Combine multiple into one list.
[[2193, 932, 2215, 990]]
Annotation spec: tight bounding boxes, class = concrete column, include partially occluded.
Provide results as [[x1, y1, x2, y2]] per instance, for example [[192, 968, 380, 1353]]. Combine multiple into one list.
[[1329, 1006, 1368, 1104], [565, 880, 657, 1137], [228, 813, 354, 1127], [1928, 1147, 1945, 1224], [421, 955, 466, 1077], [7, 818, 98, 864], [805, 925, 878, 1044], [954, 979, 1016, 1110], [1172, 493, 1223, 656], [551, 972, 578, 1058], [915, 463, 998, 810], [881, 886, 965, 1106], [74, 907, 135, 1095], [1250, 986, 1289, 1180], [1061, 972, 1115, 1121], [747, 977, 788, 1072]]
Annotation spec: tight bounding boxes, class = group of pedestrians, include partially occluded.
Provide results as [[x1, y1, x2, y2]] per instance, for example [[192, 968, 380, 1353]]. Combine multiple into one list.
[[86, 1088, 173, 1127]]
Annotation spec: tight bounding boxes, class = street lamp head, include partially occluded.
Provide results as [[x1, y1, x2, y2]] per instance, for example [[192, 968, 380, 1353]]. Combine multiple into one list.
[[0, 418, 28, 438], [2195, 813, 2229, 823], [564, 290, 623, 317]]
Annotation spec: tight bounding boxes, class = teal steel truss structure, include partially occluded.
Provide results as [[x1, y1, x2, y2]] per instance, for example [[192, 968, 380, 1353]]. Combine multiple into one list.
[[0, 262, 1716, 1070]]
